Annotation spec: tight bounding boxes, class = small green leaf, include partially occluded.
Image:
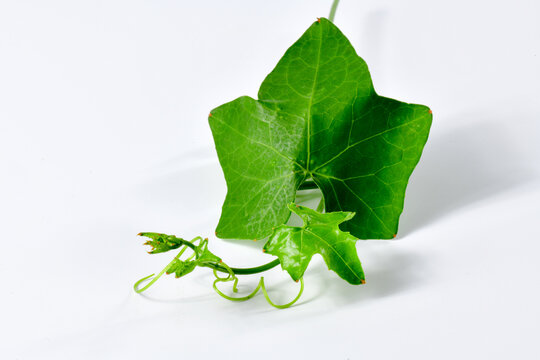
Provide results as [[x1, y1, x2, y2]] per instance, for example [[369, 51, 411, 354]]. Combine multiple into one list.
[[264, 203, 365, 285], [166, 259, 197, 278], [139, 232, 184, 254], [209, 18, 432, 240], [196, 239, 222, 264]]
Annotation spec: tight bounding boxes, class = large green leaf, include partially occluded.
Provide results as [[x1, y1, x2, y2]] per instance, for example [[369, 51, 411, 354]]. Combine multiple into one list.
[[209, 18, 432, 240], [264, 203, 364, 284]]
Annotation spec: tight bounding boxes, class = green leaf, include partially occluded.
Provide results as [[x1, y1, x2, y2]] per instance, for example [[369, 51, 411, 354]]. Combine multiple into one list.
[[264, 203, 364, 284], [139, 232, 184, 254], [209, 18, 432, 240], [166, 259, 197, 278], [195, 239, 222, 264]]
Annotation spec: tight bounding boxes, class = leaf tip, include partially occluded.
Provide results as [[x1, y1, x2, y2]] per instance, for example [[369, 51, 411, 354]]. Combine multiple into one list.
[[208, 112, 213, 117], [137, 232, 143, 236], [428, 109, 433, 114], [316, 17, 321, 23], [361, 279, 366, 284], [393, 234, 397, 238]]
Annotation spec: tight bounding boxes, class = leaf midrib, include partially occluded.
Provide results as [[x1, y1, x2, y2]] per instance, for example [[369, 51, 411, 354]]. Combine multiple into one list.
[[305, 23, 323, 173]]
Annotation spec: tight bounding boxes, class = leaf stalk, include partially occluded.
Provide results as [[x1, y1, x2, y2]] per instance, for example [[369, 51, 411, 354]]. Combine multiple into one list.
[[328, 0, 340, 22]]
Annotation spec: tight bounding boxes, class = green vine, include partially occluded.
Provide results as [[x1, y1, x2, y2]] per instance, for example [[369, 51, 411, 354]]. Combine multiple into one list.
[[328, 0, 340, 22], [134, 234, 303, 309]]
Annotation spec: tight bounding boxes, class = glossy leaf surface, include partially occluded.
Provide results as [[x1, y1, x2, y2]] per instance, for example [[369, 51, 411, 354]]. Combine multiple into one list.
[[209, 18, 432, 240], [264, 204, 364, 284]]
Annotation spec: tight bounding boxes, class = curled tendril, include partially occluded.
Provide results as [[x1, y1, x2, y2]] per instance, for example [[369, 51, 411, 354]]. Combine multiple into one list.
[[134, 236, 201, 293], [211, 262, 239, 293], [184, 236, 202, 261], [212, 265, 304, 309], [261, 277, 304, 309]]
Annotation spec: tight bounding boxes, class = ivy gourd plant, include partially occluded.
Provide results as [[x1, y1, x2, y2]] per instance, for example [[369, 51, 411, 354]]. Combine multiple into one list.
[[135, 2, 432, 309]]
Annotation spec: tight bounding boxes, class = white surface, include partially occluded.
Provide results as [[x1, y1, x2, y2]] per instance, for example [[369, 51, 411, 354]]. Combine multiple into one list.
[[1, 0, 539, 359]]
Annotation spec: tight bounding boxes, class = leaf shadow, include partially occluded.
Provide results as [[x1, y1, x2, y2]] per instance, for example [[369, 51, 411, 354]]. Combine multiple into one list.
[[303, 242, 428, 306], [135, 290, 215, 304], [398, 119, 534, 237], [135, 150, 223, 232], [132, 270, 216, 304]]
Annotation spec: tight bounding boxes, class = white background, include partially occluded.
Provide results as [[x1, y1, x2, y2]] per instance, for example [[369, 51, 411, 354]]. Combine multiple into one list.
[[1, 0, 539, 359]]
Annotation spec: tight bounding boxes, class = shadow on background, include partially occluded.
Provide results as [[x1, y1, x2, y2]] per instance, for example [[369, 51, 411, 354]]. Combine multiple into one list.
[[399, 120, 534, 237], [360, 10, 388, 71], [303, 244, 427, 306]]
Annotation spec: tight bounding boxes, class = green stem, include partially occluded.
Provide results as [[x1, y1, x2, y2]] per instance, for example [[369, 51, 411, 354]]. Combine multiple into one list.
[[204, 258, 281, 275], [316, 196, 325, 212], [328, 0, 340, 22], [155, 237, 281, 275]]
